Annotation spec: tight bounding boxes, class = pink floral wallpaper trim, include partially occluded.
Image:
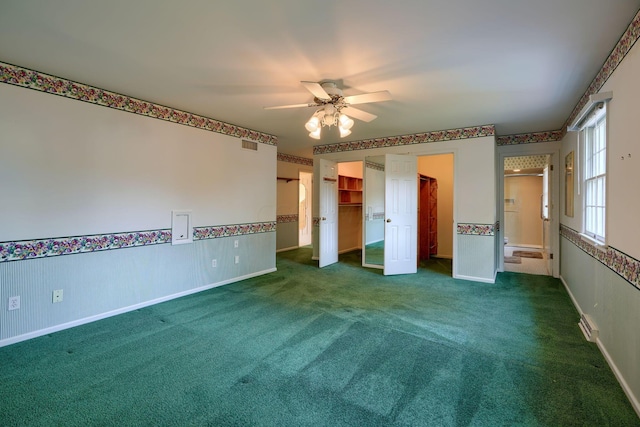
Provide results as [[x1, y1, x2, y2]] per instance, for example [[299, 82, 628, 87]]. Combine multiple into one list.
[[365, 161, 385, 172], [563, 10, 640, 133], [561, 225, 639, 291], [277, 214, 299, 223], [496, 130, 564, 146], [497, 9, 640, 146], [277, 153, 313, 166], [313, 125, 495, 155], [457, 223, 496, 236], [0, 62, 277, 145], [0, 222, 276, 262]]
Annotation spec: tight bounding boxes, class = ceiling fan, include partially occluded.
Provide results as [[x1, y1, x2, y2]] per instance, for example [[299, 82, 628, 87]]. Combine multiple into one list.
[[264, 81, 391, 139]]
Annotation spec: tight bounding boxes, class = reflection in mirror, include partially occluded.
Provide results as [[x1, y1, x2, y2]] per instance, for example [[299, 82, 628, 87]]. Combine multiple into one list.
[[364, 156, 385, 266]]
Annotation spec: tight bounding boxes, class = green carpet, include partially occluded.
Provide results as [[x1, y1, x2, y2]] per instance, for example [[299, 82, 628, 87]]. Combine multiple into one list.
[[0, 248, 638, 426]]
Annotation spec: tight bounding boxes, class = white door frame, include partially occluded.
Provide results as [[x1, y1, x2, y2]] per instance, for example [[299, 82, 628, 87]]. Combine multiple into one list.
[[497, 143, 561, 277]]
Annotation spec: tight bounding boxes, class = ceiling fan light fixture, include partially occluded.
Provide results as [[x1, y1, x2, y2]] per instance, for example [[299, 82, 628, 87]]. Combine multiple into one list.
[[304, 115, 320, 132], [339, 114, 354, 130], [309, 127, 321, 139], [265, 80, 391, 140]]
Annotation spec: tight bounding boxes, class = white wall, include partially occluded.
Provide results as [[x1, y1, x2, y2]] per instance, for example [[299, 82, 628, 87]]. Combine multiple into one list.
[[0, 81, 277, 345], [504, 175, 543, 247], [314, 135, 497, 282], [0, 84, 275, 240], [560, 36, 640, 414]]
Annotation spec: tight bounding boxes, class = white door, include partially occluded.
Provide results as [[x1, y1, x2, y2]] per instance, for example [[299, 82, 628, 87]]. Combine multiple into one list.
[[542, 164, 552, 275], [298, 171, 313, 247], [319, 159, 338, 268], [384, 154, 418, 275]]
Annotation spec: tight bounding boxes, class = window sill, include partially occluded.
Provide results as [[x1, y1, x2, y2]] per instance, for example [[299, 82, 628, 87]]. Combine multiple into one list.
[[580, 233, 608, 252]]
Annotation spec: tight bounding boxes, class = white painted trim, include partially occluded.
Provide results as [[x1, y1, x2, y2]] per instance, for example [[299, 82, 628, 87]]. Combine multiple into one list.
[[596, 338, 640, 418], [560, 275, 640, 418], [276, 246, 299, 253], [497, 142, 561, 278], [0, 268, 276, 348], [453, 273, 495, 284]]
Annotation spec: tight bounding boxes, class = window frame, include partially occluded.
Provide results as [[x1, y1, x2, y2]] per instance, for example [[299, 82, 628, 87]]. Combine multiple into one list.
[[580, 105, 608, 245]]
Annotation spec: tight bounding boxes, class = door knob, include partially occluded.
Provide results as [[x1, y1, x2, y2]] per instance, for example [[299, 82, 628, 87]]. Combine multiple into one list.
[[386, 218, 392, 223], [322, 217, 326, 221]]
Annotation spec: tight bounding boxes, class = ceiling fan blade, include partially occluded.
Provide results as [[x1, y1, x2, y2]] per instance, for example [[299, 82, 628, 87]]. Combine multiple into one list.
[[264, 102, 319, 110], [342, 106, 377, 122], [343, 90, 391, 105], [301, 81, 331, 100]]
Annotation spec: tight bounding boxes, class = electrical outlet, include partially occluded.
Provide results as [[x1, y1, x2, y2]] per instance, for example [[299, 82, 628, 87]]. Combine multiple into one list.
[[234, 255, 240, 264], [234, 240, 239, 248], [211, 259, 217, 268], [8, 296, 20, 311], [52, 289, 63, 303]]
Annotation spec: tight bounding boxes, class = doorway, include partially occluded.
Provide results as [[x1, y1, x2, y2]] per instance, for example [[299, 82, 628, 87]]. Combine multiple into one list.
[[298, 171, 312, 247], [503, 155, 551, 275], [417, 154, 454, 265]]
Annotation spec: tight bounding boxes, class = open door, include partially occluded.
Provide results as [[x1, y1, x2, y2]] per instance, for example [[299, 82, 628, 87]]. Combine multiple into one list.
[[319, 158, 338, 268], [542, 164, 552, 275], [299, 171, 313, 247], [384, 154, 418, 275]]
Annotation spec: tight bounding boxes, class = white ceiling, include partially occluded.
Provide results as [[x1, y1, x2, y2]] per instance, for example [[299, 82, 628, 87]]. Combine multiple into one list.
[[1, 1, 638, 158]]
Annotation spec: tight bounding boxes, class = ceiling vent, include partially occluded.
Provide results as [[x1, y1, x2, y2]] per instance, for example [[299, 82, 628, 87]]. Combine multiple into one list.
[[241, 140, 258, 151]]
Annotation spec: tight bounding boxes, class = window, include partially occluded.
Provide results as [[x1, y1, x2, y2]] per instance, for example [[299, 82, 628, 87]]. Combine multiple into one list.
[[582, 108, 607, 243]]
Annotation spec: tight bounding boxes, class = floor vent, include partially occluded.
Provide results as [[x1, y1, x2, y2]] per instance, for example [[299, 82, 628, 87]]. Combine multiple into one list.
[[579, 314, 598, 342], [241, 140, 258, 151]]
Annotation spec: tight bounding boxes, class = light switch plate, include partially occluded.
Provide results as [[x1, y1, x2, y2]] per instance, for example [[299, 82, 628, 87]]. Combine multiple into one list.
[[53, 289, 63, 303]]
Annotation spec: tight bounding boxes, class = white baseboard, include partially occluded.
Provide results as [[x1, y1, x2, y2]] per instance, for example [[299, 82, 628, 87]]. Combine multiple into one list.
[[276, 246, 299, 253], [505, 243, 543, 249], [559, 275, 640, 418], [0, 268, 276, 349], [453, 273, 495, 284]]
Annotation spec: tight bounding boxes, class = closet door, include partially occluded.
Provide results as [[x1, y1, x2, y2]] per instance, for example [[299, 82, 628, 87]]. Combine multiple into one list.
[[318, 159, 338, 268], [384, 154, 417, 275]]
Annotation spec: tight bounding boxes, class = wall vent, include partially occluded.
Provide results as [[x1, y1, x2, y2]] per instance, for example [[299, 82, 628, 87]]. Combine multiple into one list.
[[579, 314, 599, 342], [242, 140, 258, 151]]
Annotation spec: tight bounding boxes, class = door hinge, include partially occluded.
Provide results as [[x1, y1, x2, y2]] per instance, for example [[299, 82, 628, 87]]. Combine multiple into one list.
[[550, 164, 554, 171], [549, 253, 554, 260]]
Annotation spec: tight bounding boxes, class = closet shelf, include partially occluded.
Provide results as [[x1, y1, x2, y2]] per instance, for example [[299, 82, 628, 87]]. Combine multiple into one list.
[[277, 176, 299, 183]]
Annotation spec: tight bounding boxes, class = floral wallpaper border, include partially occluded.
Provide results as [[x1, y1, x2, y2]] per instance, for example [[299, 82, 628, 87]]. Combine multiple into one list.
[[313, 125, 495, 155], [277, 153, 313, 166], [0, 222, 276, 262], [563, 10, 640, 133], [0, 62, 277, 145], [560, 225, 639, 291], [277, 214, 299, 224], [457, 223, 496, 236], [496, 130, 564, 146], [365, 161, 385, 172], [497, 9, 640, 146]]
